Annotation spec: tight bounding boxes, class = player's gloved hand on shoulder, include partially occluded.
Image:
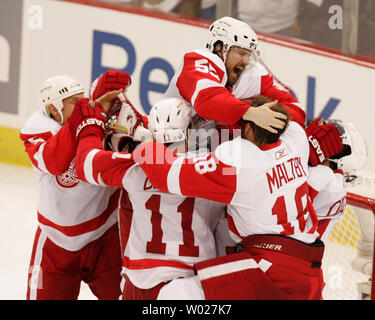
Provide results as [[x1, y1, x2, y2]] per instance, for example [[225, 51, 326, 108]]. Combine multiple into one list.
[[68, 98, 107, 141], [306, 117, 343, 166]]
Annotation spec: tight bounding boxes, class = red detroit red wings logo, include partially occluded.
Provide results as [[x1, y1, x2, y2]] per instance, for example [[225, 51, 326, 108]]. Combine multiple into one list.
[[56, 158, 79, 188]]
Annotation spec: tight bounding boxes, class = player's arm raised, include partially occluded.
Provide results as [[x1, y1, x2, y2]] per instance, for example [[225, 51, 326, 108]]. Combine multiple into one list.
[[177, 52, 286, 130], [133, 141, 237, 204], [70, 97, 136, 189]]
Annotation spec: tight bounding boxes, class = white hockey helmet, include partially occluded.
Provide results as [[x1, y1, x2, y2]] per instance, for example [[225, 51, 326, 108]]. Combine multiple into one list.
[[326, 119, 367, 173], [105, 93, 140, 152], [207, 16, 258, 61], [148, 98, 192, 144], [39, 75, 84, 124]]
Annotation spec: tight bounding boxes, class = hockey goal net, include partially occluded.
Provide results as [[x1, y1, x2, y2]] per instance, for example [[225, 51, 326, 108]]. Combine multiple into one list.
[[321, 171, 375, 300]]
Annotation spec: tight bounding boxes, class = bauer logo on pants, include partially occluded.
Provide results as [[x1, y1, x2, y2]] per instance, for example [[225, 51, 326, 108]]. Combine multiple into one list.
[[0, 0, 22, 114]]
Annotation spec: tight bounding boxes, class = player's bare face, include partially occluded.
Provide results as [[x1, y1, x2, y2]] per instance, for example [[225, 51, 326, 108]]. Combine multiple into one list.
[[62, 93, 84, 124], [226, 47, 251, 86]]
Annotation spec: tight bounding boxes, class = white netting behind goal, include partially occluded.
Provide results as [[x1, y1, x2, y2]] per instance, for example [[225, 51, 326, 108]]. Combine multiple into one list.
[[321, 171, 375, 300]]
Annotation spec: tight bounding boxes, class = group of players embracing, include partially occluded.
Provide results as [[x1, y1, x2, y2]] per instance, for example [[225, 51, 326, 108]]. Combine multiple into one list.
[[21, 16, 367, 300]]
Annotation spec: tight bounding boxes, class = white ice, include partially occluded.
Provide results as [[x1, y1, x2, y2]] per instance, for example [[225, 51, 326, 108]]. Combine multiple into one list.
[[0, 162, 96, 300]]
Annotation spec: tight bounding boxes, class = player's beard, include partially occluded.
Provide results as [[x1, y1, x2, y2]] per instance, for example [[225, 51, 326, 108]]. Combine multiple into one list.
[[227, 66, 244, 86]]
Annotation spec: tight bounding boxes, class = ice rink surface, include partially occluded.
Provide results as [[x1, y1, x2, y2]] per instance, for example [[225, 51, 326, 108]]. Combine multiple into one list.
[[0, 162, 96, 300]]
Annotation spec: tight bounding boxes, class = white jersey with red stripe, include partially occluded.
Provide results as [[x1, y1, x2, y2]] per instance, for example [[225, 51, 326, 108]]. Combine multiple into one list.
[[122, 166, 225, 289], [75, 135, 226, 289], [135, 121, 320, 245], [308, 165, 346, 242], [164, 48, 306, 129], [20, 110, 120, 251]]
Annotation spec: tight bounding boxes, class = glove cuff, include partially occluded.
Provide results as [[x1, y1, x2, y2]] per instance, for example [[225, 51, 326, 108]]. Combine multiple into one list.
[[308, 135, 326, 166], [76, 117, 106, 140]]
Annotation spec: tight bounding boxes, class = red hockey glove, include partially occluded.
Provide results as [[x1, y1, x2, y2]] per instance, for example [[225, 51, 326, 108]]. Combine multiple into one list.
[[306, 117, 343, 166], [90, 69, 132, 102], [68, 98, 107, 141]]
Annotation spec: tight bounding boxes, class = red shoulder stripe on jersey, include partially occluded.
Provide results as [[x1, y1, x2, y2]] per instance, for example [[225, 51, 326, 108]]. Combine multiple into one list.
[[20, 131, 52, 144], [37, 189, 121, 236], [123, 256, 193, 270], [20, 131, 52, 170], [20, 125, 76, 175]]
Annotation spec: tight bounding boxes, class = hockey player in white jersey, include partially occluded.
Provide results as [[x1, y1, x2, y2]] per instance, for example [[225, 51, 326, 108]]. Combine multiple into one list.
[[166, 15, 343, 176], [137, 96, 366, 300], [133, 95, 330, 300], [20, 73, 128, 300], [72, 96, 226, 300], [71, 89, 350, 299], [164, 16, 290, 152]]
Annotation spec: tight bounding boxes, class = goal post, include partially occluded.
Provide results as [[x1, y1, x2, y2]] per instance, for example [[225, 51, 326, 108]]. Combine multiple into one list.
[[346, 192, 375, 300]]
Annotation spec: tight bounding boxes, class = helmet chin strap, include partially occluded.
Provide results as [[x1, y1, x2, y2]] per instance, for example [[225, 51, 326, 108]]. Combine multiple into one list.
[[58, 110, 64, 125], [55, 100, 65, 125], [46, 103, 64, 125], [212, 42, 227, 63]]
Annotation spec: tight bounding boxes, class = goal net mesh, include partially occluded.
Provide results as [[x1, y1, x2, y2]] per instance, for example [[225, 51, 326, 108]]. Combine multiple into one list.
[[321, 171, 375, 300]]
